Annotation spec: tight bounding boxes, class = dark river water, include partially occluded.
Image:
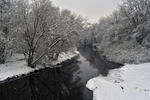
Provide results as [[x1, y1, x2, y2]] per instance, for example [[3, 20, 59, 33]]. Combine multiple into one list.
[[0, 47, 123, 100]]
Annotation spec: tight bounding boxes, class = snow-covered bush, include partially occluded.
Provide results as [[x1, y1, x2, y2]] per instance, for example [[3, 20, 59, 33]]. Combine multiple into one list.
[[135, 19, 150, 48]]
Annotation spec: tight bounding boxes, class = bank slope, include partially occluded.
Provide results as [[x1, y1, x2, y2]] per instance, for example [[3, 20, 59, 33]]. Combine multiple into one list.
[[0, 49, 79, 82], [86, 63, 150, 100]]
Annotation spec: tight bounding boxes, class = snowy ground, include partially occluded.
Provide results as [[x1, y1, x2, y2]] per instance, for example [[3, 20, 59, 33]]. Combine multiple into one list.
[[0, 49, 79, 82], [86, 63, 150, 100], [51, 48, 79, 65]]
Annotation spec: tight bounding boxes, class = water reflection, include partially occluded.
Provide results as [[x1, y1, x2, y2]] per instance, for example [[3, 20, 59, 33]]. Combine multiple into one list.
[[79, 47, 123, 76], [0, 57, 87, 100], [0, 47, 123, 100]]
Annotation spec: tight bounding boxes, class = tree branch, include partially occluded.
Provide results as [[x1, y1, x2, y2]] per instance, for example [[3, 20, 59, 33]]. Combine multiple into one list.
[[32, 38, 62, 65]]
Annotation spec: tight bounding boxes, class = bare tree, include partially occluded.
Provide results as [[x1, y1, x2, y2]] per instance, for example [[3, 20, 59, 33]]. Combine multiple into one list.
[[11, 0, 83, 68]]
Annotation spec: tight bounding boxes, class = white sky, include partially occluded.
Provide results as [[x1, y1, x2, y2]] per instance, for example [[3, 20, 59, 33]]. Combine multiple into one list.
[[51, 0, 122, 23]]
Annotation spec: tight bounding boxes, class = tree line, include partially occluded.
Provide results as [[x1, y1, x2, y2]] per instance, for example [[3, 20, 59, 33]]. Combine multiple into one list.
[[83, 0, 150, 63]]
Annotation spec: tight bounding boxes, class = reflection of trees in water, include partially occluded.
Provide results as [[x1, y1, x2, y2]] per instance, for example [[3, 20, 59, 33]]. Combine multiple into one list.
[[0, 78, 31, 100], [0, 48, 122, 100], [0, 57, 85, 100], [79, 47, 123, 76]]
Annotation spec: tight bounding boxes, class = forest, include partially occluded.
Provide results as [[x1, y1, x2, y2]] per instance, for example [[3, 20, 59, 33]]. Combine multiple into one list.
[[0, 0, 84, 68], [1, 0, 150, 67], [83, 0, 150, 64]]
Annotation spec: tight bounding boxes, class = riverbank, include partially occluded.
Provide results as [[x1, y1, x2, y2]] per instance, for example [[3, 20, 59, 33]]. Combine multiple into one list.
[[86, 63, 150, 100], [94, 42, 150, 64], [0, 49, 79, 82]]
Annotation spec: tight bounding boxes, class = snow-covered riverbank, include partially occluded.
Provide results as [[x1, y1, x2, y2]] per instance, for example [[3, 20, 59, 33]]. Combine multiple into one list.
[[51, 49, 79, 65], [0, 49, 79, 82], [86, 63, 150, 100]]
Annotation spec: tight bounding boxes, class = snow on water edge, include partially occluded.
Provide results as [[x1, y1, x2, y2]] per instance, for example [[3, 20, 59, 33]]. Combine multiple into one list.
[[0, 49, 79, 82], [86, 63, 150, 100], [51, 48, 79, 65]]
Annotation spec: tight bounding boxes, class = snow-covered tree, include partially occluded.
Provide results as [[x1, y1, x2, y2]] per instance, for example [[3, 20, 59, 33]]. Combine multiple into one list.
[[11, 0, 84, 67], [82, 0, 150, 63], [0, 0, 12, 63]]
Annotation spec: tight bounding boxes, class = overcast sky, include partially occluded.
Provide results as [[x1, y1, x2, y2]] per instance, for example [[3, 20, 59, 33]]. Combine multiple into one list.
[[51, 0, 122, 23]]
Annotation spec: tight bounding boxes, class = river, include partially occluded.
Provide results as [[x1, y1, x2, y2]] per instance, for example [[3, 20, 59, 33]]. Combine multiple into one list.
[[0, 47, 123, 100]]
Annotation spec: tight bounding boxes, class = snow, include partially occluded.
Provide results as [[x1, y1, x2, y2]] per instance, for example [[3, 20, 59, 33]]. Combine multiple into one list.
[[0, 54, 45, 82], [0, 60, 33, 81], [0, 49, 79, 82], [51, 48, 79, 65], [86, 63, 150, 100]]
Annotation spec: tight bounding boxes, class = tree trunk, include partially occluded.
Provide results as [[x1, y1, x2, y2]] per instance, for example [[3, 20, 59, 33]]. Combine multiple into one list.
[[27, 52, 35, 68]]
